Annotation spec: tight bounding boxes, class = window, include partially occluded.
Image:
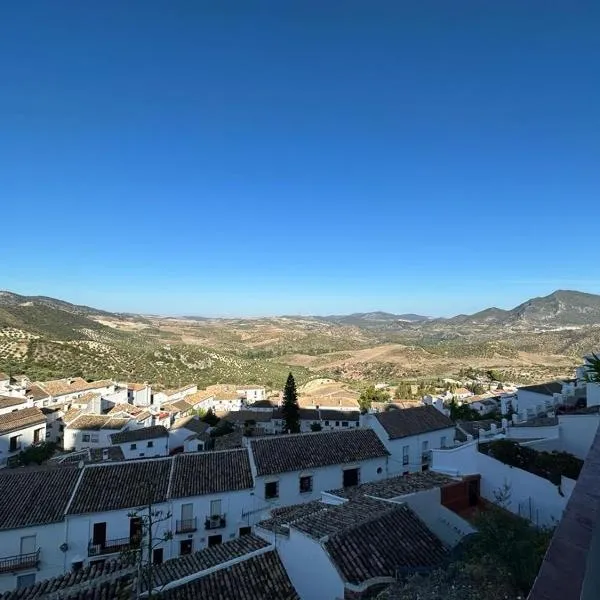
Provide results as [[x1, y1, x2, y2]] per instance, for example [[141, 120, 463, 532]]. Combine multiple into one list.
[[91, 434, 99, 443], [208, 534, 222, 547], [441, 436, 447, 448], [239, 526, 252, 536], [299, 475, 313, 494], [376, 467, 383, 474], [342, 421, 348, 427], [16, 574, 36, 589], [422, 441, 429, 453], [343, 467, 360, 488], [152, 548, 164, 564], [324, 421, 329, 426], [197, 443, 203, 451], [265, 481, 279, 499], [130, 443, 137, 450], [179, 539, 193, 555], [210, 499, 222, 517], [82, 434, 91, 443], [9, 435, 21, 452], [33, 428, 44, 443], [402, 445, 409, 465], [147, 441, 154, 448], [335, 421, 340, 426], [20, 535, 36, 555]]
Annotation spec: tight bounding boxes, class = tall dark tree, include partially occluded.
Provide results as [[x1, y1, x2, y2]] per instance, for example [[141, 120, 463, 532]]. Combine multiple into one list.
[[282, 372, 300, 433]]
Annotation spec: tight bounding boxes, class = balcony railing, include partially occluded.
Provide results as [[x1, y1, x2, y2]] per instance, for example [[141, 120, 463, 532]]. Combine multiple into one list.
[[176, 518, 197, 533], [88, 537, 140, 557], [205, 514, 226, 530], [0, 549, 40, 573]]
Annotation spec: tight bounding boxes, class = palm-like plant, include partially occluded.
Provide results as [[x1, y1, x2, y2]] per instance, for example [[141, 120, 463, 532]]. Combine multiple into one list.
[[584, 352, 600, 383]]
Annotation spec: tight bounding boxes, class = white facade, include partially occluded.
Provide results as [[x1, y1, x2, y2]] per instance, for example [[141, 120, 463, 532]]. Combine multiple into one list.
[[200, 397, 243, 413], [0, 421, 47, 467], [114, 436, 169, 460], [237, 388, 266, 403], [128, 385, 152, 407], [0, 522, 67, 593], [431, 441, 574, 527], [64, 424, 131, 452], [252, 457, 388, 510], [516, 389, 556, 420], [363, 413, 455, 475], [0, 398, 29, 416]]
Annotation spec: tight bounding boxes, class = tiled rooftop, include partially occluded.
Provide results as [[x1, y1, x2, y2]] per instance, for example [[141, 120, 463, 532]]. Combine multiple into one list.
[[212, 429, 244, 450], [0, 466, 80, 530], [171, 415, 210, 434], [67, 459, 172, 514], [25, 384, 50, 402], [518, 381, 564, 397], [170, 449, 253, 498], [257, 500, 328, 535], [374, 405, 454, 440], [318, 408, 360, 421], [170, 398, 194, 413], [37, 378, 113, 397], [324, 503, 447, 584], [143, 534, 270, 591], [109, 425, 168, 444], [107, 403, 143, 415], [0, 395, 27, 409], [0, 407, 46, 435], [327, 471, 457, 500], [67, 415, 131, 431], [160, 550, 299, 600], [250, 429, 389, 476], [223, 410, 273, 423]]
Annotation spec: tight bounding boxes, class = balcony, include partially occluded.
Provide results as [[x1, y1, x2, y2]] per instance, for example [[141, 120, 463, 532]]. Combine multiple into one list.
[[176, 518, 197, 533], [205, 514, 226, 530], [88, 537, 140, 557], [0, 549, 40, 573]]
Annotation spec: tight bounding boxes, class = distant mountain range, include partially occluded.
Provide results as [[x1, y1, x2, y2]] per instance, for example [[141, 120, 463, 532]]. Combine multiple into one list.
[[3, 289, 600, 335]]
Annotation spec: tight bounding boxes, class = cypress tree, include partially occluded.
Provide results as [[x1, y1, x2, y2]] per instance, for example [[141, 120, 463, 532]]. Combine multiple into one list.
[[282, 372, 300, 433]]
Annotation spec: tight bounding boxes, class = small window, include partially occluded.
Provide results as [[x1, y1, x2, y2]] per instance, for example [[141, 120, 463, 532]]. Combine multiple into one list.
[[343, 467, 360, 488], [376, 467, 383, 474], [402, 445, 409, 465], [82, 434, 90, 443], [335, 421, 340, 426], [324, 421, 329, 426], [342, 421, 348, 427], [422, 441, 429, 453], [265, 481, 279, 499], [299, 475, 313, 494], [239, 526, 252, 536], [153, 548, 164, 564], [130, 443, 137, 450], [147, 441, 154, 448], [16, 574, 36, 589]]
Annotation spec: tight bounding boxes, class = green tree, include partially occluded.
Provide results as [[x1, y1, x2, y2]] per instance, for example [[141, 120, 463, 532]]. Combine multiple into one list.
[[282, 372, 300, 433], [200, 408, 219, 426], [584, 352, 600, 382], [467, 382, 486, 395], [359, 385, 390, 413], [18, 441, 56, 466]]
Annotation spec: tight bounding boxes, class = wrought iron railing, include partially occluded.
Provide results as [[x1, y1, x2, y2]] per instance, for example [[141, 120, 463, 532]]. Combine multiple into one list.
[[176, 518, 197, 533], [88, 537, 140, 557], [205, 514, 226, 530], [0, 549, 40, 573]]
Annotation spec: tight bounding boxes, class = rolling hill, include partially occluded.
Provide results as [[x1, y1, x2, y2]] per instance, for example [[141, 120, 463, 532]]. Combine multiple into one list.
[[1, 288, 599, 387]]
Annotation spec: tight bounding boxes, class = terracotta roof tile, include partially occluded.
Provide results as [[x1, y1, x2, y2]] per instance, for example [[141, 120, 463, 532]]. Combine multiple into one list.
[[0, 407, 46, 435], [110, 425, 169, 444], [67, 459, 172, 514], [250, 429, 389, 476], [373, 405, 453, 440], [0, 395, 27, 409], [161, 550, 299, 600], [0, 466, 80, 530], [67, 415, 131, 431], [170, 449, 253, 498], [37, 378, 113, 397], [171, 415, 210, 434]]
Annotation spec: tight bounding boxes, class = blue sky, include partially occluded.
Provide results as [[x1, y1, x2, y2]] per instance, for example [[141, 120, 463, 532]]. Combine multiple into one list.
[[1, 2, 599, 317]]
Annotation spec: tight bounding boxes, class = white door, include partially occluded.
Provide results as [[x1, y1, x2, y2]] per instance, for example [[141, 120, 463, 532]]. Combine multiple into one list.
[[20, 535, 36, 555]]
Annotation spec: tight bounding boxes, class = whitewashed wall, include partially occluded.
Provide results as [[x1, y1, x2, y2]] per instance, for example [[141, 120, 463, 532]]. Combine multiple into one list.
[[0, 522, 67, 593], [0, 422, 47, 466], [116, 436, 169, 460], [364, 414, 454, 474], [515, 390, 553, 420], [64, 426, 125, 451], [558, 414, 600, 459], [253, 456, 388, 510], [169, 488, 256, 555], [506, 424, 560, 440]]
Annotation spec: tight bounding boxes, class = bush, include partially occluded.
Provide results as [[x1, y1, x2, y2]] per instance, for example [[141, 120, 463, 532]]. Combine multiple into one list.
[[480, 439, 583, 483], [18, 442, 57, 466]]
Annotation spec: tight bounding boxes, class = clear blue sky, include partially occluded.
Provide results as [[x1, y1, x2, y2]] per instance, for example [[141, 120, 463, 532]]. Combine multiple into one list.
[[1, 2, 599, 317]]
